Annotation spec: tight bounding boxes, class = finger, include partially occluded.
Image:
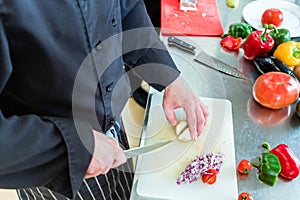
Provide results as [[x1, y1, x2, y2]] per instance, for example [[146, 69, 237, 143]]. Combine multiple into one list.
[[199, 101, 209, 125], [195, 106, 205, 136], [163, 105, 178, 126], [85, 161, 110, 179], [185, 107, 197, 140], [194, 100, 209, 135], [112, 149, 127, 168]]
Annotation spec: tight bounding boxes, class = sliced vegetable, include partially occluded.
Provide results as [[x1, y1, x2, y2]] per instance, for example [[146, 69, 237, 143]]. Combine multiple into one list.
[[175, 120, 192, 142], [243, 24, 274, 60], [238, 192, 253, 200], [220, 35, 242, 51], [253, 56, 300, 83], [222, 22, 253, 39], [177, 153, 225, 185], [201, 169, 218, 184], [263, 142, 300, 180], [268, 24, 291, 49], [273, 41, 300, 68], [261, 8, 283, 27], [252, 145, 281, 186], [252, 72, 300, 109], [237, 159, 252, 175]]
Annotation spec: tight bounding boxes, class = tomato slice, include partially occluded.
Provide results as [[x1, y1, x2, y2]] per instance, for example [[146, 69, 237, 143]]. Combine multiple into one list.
[[201, 173, 217, 184], [237, 159, 252, 175], [207, 169, 219, 174], [238, 192, 253, 200]]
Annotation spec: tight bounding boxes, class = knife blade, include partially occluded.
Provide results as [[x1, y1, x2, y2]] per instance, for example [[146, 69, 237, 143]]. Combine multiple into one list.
[[124, 139, 173, 159], [167, 36, 249, 80]]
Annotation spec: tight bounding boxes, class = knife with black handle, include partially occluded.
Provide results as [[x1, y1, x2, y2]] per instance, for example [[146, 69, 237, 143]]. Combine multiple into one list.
[[167, 36, 250, 80]]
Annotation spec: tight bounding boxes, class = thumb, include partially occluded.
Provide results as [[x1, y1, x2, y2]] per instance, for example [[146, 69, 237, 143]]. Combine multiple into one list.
[[112, 147, 127, 168]]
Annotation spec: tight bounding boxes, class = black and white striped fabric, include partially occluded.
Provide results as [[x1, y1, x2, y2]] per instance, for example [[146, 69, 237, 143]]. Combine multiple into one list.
[[17, 122, 134, 200]]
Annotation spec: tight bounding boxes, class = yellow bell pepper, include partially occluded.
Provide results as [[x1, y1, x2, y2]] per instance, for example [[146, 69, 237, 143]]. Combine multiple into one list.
[[273, 41, 300, 68]]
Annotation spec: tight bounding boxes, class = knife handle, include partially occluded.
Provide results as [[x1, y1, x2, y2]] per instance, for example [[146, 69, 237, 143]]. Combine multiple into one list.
[[167, 36, 196, 55]]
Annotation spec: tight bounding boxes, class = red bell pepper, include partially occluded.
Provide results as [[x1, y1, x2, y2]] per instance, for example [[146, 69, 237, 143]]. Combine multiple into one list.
[[220, 35, 242, 51], [243, 24, 274, 60], [263, 142, 300, 180]]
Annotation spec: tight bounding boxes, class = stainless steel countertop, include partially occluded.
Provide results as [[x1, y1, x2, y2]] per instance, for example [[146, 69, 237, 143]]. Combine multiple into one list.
[[130, 0, 300, 199]]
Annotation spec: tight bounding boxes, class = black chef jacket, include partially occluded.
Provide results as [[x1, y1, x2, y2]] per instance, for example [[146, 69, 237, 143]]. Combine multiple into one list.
[[0, 0, 180, 198]]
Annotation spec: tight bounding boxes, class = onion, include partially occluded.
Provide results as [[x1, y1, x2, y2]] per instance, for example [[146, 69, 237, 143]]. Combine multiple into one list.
[[177, 152, 225, 185]]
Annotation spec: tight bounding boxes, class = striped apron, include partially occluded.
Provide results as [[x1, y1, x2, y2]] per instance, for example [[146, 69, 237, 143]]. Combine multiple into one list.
[[17, 121, 134, 200]]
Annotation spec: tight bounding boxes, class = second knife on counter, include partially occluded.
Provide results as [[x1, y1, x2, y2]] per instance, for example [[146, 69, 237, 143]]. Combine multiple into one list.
[[167, 36, 249, 80]]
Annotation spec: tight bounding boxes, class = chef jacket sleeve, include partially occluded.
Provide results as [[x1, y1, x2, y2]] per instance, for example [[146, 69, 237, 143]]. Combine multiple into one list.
[[121, 0, 181, 91], [0, 19, 93, 199]]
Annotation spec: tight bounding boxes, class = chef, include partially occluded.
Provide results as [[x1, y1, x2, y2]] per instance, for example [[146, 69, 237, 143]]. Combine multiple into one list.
[[0, 0, 209, 199]]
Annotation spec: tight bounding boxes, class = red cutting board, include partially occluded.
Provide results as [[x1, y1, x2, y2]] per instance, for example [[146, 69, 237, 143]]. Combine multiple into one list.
[[161, 0, 224, 36]]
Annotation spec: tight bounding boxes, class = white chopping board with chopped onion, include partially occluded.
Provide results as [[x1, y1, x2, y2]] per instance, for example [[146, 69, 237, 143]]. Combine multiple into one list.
[[135, 94, 238, 200]]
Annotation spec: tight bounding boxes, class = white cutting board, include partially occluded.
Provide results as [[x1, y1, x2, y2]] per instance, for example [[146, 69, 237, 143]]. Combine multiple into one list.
[[135, 96, 238, 200]]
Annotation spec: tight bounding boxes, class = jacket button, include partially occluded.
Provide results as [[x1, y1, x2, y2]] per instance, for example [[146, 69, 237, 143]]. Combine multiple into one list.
[[109, 120, 115, 125], [112, 19, 116, 26], [106, 86, 112, 92], [96, 44, 102, 50]]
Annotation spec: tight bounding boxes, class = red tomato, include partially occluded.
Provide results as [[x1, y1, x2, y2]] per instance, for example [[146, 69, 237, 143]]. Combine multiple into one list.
[[253, 72, 300, 109], [237, 160, 252, 175], [238, 192, 253, 200], [201, 173, 217, 184], [261, 8, 283, 27]]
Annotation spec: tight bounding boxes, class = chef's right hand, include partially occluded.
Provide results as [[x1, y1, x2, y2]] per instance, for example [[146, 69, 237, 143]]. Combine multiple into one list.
[[85, 130, 127, 179]]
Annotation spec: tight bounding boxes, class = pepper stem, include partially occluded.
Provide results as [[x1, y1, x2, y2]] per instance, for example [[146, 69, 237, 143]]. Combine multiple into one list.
[[268, 24, 278, 33], [251, 161, 260, 168], [261, 24, 269, 42], [293, 46, 300, 58], [262, 142, 271, 151], [251, 155, 262, 170]]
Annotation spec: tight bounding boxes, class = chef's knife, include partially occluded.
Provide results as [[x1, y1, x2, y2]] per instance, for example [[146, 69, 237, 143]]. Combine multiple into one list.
[[124, 139, 173, 159], [167, 36, 249, 80]]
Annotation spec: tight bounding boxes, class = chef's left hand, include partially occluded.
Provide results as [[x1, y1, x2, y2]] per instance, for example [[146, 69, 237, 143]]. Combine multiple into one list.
[[163, 76, 209, 140]]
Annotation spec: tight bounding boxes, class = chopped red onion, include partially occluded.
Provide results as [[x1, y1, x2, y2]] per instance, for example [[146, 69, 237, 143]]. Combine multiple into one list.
[[177, 152, 225, 185]]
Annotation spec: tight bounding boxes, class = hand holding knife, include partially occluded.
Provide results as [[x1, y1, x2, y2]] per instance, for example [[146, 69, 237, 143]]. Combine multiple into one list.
[[167, 36, 250, 80]]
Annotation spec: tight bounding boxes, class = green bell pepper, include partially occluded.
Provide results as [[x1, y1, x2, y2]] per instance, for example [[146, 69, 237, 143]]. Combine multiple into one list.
[[268, 24, 291, 48], [252, 143, 281, 186], [222, 22, 253, 39]]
